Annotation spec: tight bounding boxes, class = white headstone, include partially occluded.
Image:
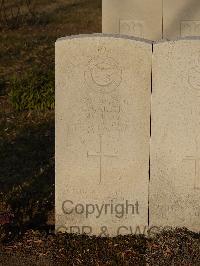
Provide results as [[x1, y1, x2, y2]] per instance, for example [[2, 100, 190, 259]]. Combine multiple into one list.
[[102, 0, 162, 40], [163, 0, 200, 39], [56, 35, 151, 237], [150, 38, 200, 232]]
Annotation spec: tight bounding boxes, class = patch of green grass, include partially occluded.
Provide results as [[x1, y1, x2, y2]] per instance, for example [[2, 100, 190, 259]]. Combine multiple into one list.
[[9, 66, 54, 111]]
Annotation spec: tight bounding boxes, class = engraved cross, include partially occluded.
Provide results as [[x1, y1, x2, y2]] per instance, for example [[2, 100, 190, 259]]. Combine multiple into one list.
[[87, 135, 118, 184], [183, 136, 200, 189]]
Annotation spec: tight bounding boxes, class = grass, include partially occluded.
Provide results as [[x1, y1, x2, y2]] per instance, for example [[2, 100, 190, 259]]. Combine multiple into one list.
[[9, 66, 54, 110], [0, 0, 101, 86], [0, 0, 101, 110]]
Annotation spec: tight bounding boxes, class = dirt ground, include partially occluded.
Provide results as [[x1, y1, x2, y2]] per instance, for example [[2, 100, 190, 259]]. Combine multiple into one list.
[[0, 229, 200, 265]]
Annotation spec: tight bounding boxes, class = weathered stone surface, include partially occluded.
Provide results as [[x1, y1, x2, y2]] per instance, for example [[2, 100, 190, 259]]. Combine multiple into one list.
[[163, 0, 200, 38], [150, 38, 200, 232], [55, 35, 151, 236], [102, 0, 162, 40]]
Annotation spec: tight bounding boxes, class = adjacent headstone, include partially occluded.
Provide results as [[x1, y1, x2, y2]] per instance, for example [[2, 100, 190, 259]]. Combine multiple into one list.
[[150, 38, 200, 232], [102, 0, 162, 40], [163, 0, 200, 39], [56, 35, 151, 237]]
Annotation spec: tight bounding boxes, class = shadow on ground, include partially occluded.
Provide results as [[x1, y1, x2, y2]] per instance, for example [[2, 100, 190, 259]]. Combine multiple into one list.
[[0, 112, 55, 229]]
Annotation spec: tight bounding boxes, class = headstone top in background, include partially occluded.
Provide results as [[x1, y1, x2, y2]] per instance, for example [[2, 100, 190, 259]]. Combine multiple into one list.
[[102, 0, 163, 41], [163, 0, 200, 39], [103, 0, 200, 40], [56, 35, 151, 236]]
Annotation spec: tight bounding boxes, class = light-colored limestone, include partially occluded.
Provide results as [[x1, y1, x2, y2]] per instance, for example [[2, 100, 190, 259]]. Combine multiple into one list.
[[163, 0, 200, 39], [102, 0, 162, 40], [150, 39, 200, 232], [55, 35, 151, 236]]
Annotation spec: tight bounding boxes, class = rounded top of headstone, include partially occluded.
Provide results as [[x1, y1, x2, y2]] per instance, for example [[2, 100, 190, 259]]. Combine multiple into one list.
[[56, 33, 153, 44]]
